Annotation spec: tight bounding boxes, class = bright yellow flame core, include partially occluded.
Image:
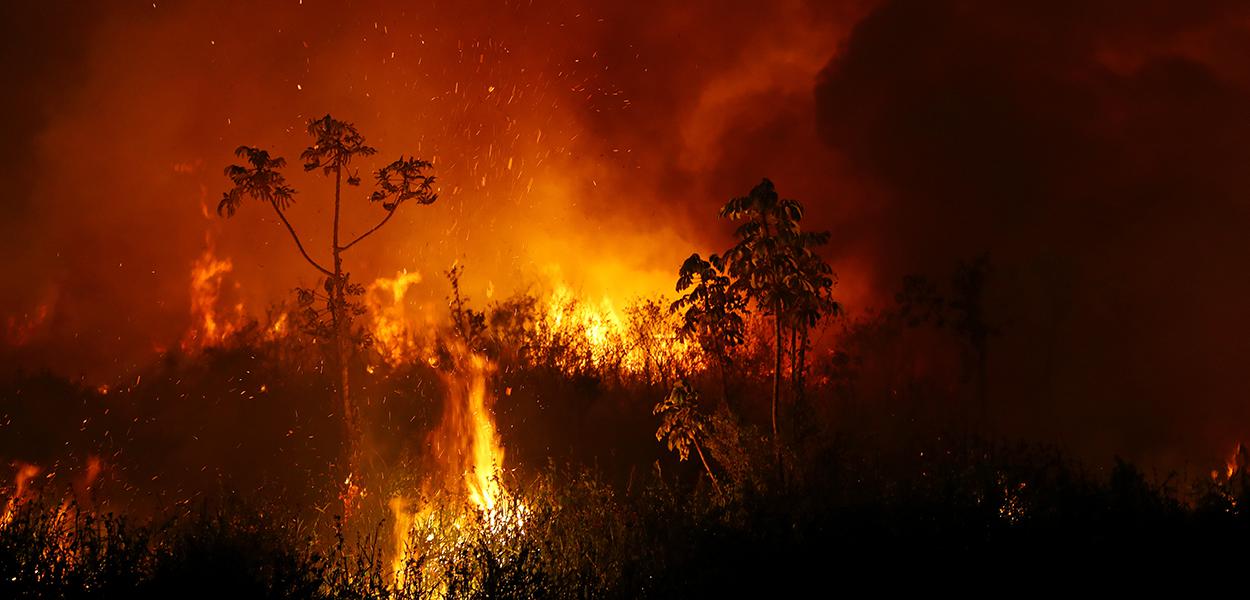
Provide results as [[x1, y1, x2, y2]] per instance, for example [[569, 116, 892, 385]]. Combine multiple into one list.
[[461, 353, 506, 511], [390, 347, 524, 589]]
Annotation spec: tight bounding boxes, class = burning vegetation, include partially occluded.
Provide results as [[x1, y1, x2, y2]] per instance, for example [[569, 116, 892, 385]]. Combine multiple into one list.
[[6, 0, 1250, 595], [3, 120, 1248, 593]]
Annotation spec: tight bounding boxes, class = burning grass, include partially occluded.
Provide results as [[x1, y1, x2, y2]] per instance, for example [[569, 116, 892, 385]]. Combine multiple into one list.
[[3, 258, 1249, 594], [3, 445, 1250, 598]]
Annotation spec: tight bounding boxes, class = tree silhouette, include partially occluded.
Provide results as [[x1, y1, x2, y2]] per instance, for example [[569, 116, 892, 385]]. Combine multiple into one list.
[[719, 178, 835, 474], [220, 115, 436, 511], [779, 227, 838, 412], [671, 253, 746, 407], [445, 264, 486, 350], [894, 274, 945, 328], [654, 381, 722, 496], [949, 253, 996, 430]]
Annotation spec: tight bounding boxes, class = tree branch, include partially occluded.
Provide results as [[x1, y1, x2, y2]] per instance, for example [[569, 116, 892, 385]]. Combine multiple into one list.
[[270, 200, 333, 276], [338, 207, 397, 252]]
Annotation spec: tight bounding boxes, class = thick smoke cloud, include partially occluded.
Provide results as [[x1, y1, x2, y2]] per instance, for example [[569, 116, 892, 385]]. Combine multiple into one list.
[[814, 0, 1250, 467]]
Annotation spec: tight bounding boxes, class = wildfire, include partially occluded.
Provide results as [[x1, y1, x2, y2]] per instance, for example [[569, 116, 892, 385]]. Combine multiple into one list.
[[267, 311, 289, 340], [389, 346, 524, 588], [534, 283, 704, 377], [363, 270, 703, 378], [182, 242, 246, 351], [1, 462, 42, 528], [367, 270, 430, 367], [1, 456, 103, 529], [1225, 443, 1245, 479], [538, 284, 628, 371], [449, 352, 509, 512]]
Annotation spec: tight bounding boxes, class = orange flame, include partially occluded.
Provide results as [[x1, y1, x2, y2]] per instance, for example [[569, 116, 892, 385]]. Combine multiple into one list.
[[1227, 443, 1244, 479], [183, 242, 246, 350], [1, 462, 42, 527], [389, 345, 522, 586], [367, 270, 429, 366]]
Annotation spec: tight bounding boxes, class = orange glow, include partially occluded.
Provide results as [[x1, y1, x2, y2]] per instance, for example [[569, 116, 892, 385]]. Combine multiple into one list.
[[182, 241, 246, 351], [5, 303, 50, 347], [367, 270, 429, 367], [538, 283, 704, 377], [389, 345, 524, 586], [1, 462, 42, 528], [1226, 443, 1244, 479], [266, 311, 289, 340]]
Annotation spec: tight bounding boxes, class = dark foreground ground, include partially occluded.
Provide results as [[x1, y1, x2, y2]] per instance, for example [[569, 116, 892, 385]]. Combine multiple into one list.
[[3, 436, 1249, 599]]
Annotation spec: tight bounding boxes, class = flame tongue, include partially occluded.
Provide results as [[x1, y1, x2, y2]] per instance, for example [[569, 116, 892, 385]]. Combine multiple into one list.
[[431, 347, 506, 512], [183, 241, 245, 351], [368, 270, 426, 366], [1228, 443, 1244, 479], [460, 352, 505, 512], [1, 462, 42, 527], [390, 345, 516, 586]]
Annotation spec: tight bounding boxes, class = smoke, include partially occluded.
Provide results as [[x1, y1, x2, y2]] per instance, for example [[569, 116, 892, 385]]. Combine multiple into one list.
[[813, 0, 1250, 467], [2, 0, 1248, 468], [0, 0, 867, 378]]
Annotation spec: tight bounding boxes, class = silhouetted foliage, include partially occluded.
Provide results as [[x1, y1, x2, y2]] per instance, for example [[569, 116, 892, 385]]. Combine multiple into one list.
[[220, 113, 437, 510], [446, 265, 487, 351], [718, 178, 837, 474], [671, 253, 746, 405], [654, 381, 722, 496]]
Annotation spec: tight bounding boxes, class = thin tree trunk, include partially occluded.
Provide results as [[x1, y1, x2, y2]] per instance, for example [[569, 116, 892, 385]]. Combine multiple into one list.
[[789, 326, 798, 394], [772, 311, 783, 480], [977, 342, 988, 433], [332, 164, 359, 509], [692, 437, 723, 497], [797, 327, 808, 409], [717, 354, 732, 412]]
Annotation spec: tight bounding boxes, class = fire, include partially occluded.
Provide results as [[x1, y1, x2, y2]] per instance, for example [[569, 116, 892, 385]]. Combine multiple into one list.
[[389, 345, 524, 588], [267, 311, 289, 340], [535, 283, 704, 377], [1226, 443, 1245, 479], [538, 284, 628, 372], [389, 496, 415, 586], [0, 456, 102, 529], [363, 270, 703, 378], [182, 242, 246, 351], [1, 462, 42, 528], [447, 352, 508, 511], [368, 270, 429, 367]]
